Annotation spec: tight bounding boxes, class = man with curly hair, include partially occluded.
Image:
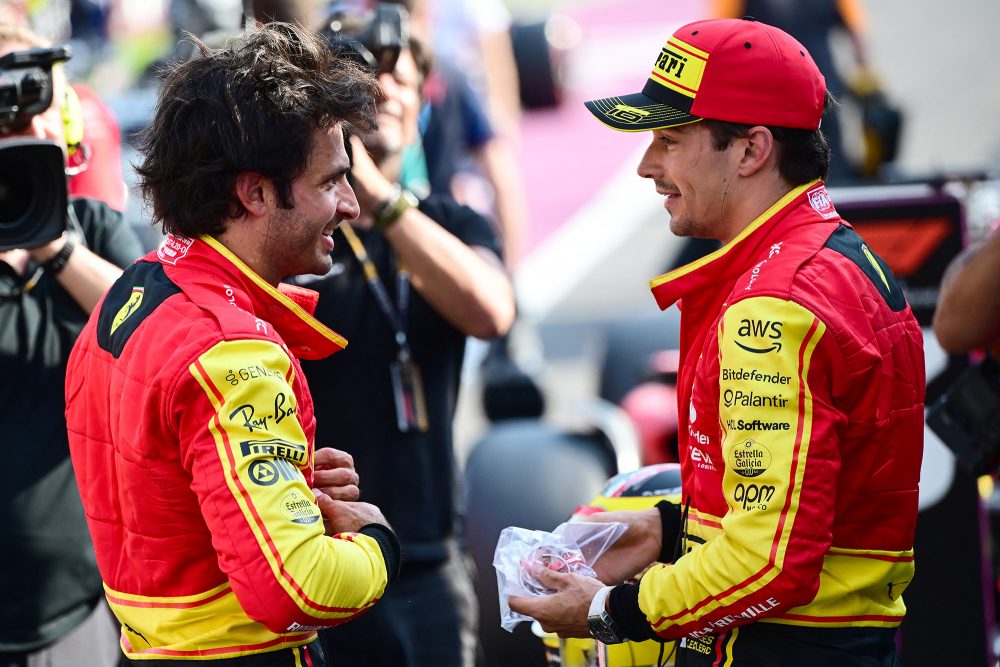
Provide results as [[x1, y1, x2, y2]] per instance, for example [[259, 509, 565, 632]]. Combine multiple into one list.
[[65, 23, 399, 666]]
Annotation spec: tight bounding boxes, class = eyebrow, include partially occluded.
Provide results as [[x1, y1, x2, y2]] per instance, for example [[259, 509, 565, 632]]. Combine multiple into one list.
[[320, 160, 351, 184]]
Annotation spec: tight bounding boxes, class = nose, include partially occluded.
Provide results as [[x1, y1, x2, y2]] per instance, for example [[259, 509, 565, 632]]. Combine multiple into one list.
[[636, 135, 661, 181], [340, 179, 361, 222], [378, 71, 397, 99]]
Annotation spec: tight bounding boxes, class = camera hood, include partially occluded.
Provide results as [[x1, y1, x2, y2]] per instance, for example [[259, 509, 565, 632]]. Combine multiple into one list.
[[0, 138, 67, 251]]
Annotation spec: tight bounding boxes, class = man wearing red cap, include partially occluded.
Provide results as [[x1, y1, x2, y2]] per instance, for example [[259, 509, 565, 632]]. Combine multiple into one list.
[[510, 18, 923, 665]]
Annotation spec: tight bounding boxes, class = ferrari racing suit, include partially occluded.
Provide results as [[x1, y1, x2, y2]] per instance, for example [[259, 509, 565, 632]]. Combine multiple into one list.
[[609, 181, 924, 663], [65, 235, 399, 663]]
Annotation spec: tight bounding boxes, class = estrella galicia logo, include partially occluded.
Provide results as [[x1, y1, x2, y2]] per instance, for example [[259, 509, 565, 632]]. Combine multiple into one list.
[[248, 458, 299, 486], [735, 319, 783, 354], [280, 490, 321, 524], [728, 438, 772, 478]]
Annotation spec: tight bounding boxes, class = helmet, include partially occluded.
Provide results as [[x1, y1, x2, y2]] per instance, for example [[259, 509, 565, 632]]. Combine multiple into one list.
[[536, 463, 682, 667]]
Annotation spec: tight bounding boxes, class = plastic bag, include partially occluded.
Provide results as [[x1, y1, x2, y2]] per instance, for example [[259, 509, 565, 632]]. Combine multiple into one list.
[[493, 521, 627, 632]]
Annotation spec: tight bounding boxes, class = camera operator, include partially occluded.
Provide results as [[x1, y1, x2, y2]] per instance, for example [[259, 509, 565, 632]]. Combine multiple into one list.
[[933, 225, 1000, 356], [292, 6, 515, 666], [0, 23, 143, 667]]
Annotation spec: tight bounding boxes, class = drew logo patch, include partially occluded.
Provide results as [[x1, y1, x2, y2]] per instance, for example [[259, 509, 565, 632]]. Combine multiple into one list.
[[110, 287, 144, 335], [807, 186, 837, 219], [158, 235, 194, 265]]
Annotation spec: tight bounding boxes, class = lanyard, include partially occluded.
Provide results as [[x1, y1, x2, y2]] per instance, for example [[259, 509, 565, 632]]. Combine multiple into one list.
[[340, 222, 412, 358]]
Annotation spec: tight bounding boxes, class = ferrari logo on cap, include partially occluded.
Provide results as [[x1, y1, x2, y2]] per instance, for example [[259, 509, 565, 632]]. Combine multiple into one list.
[[650, 38, 708, 98]]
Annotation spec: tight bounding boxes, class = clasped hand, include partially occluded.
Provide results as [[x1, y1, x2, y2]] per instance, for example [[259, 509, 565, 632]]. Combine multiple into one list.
[[311, 446, 388, 536]]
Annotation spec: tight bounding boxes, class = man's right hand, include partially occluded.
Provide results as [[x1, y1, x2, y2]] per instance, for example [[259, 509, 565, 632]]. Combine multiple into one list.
[[313, 490, 389, 536], [583, 508, 663, 584]]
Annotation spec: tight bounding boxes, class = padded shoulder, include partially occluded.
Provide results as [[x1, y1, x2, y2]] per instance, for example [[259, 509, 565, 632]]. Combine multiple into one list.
[[97, 261, 182, 358], [822, 225, 907, 312]]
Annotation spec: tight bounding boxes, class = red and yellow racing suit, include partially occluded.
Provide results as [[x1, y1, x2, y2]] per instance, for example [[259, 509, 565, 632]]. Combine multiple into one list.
[[612, 182, 924, 651], [66, 235, 396, 661]]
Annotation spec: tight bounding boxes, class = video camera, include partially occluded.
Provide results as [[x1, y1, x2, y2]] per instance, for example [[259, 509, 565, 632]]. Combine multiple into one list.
[[319, 3, 409, 75], [0, 45, 72, 251], [927, 355, 1000, 477]]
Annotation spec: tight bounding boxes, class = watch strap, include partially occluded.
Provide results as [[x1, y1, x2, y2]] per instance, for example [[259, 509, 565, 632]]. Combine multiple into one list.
[[588, 585, 612, 618], [587, 585, 625, 644], [42, 237, 76, 275], [373, 185, 418, 231]]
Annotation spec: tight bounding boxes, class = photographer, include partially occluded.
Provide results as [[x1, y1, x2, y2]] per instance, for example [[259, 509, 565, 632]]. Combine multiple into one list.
[[933, 226, 1000, 356], [293, 6, 515, 666], [0, 23, 144, 667]]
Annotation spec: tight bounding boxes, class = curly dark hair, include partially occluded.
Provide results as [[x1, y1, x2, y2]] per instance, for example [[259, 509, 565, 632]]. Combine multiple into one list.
[[701, 92, 836, 186], [136, 22, 381, 238]]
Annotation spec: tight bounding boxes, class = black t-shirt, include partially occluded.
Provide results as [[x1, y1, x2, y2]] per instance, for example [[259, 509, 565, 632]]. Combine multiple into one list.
[[0, 198, 144, 650], [297, 195, 501, 563]]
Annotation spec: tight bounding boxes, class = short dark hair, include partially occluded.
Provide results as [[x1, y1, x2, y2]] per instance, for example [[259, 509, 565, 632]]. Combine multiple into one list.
[[701, 92, 835, 185], [136, 22, 380, 238]]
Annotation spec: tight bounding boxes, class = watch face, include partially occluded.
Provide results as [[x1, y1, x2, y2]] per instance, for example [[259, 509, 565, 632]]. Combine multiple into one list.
[[588, 613, 624, 645]]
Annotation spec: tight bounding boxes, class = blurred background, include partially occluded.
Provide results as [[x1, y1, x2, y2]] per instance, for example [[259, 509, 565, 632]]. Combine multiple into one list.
[[6, 0, 1000, 664]]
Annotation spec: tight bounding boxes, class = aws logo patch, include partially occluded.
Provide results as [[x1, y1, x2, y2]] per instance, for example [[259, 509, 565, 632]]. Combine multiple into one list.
[[734, 319, 783, 354]]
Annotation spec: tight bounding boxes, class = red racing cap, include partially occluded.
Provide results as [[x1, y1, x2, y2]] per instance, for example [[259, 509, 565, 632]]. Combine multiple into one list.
[[584, 18, 826, 132]]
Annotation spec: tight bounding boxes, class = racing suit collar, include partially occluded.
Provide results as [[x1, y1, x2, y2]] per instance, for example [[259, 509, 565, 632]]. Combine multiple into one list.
[[156, 234, 347, 360], [648, 180, 831, 310]]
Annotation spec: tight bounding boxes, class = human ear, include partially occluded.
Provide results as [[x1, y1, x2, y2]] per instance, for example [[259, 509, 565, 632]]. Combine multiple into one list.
[[737, 126, 775, 177], [234, 172, 270, 217]]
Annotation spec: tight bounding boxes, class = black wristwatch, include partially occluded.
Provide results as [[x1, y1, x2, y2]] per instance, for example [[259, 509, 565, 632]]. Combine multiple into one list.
[[372, 185, 418, 231], [587, 586, 625, 644], [42, 236, 76, 275]]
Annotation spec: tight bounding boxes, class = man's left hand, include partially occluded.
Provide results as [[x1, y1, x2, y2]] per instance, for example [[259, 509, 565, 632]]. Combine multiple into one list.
[[347, 135, 395, 224], [27, 232, 69, 264], [508, 565, 604, 638], [313, 447, 360, 501]]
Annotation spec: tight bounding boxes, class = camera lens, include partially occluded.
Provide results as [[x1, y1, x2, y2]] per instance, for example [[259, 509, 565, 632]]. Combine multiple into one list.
[[0, 157, 33, 228]]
